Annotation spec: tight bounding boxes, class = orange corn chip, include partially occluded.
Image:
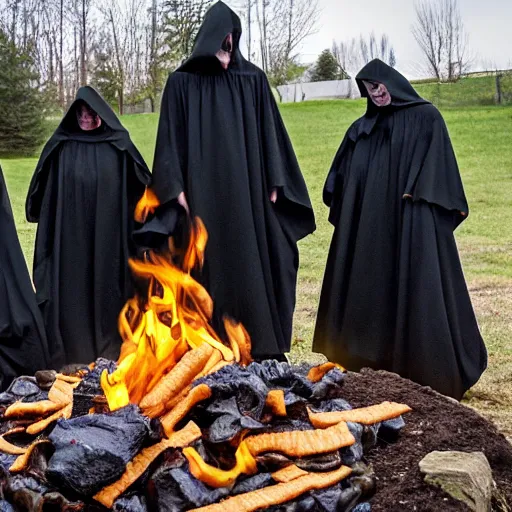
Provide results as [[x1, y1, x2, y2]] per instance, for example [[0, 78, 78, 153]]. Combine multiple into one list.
[[9, 439, 53, 472], [245, 421, 355, 457], [189, 465, 352, 512], [206, 360, 230, 375], [26, 403, 72, 435], [4, 400, 64, 418], [265, 390, 287, 417], [307, 401, 412, 428], [94, 421, 201, 509], [140, 342, 214, 417], [161, 384, 212, 434], [0, 435, 27, 455], [194, 349, 222, 380], [2, 426, 26, 436], [48, 378, 74, 405], [271, 464, 308, 483], [55, 373, 82, 384], [307, 362, 346, 383]]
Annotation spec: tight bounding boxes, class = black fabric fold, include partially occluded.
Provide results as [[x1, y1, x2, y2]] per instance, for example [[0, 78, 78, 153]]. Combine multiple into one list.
[[0, 165, 50, 390]]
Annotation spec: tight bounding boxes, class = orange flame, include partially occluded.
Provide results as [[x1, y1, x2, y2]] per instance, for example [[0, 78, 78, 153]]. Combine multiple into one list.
[[101, 191, 252, 412]]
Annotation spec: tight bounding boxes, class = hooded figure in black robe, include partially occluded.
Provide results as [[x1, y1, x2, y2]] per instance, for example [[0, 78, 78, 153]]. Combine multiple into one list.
[[313, 59, 487, 399], [26, 86, 150, 368], [150, 1, 315, 360], [1, 165, 50, 390]]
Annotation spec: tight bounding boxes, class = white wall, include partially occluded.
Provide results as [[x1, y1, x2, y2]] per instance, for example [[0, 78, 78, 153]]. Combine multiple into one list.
[[277, 79, 361, 103]]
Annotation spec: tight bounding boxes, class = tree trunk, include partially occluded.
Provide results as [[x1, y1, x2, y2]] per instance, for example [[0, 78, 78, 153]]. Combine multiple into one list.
[[59, 0, 64, 108], [109, 8, 124, 115], [150, 0, 158, 112], [81, 0, 87, 85], [247, 0, 251, 62]]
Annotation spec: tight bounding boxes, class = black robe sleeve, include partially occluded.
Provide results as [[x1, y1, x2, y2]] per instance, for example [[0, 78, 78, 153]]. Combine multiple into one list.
[[152, 73, 189, 205], [403, 110, 468, 226], [257, 74, 315, 241]]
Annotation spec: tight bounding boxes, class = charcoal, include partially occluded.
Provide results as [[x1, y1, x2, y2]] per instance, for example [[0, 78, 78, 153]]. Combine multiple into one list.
[[7, 377, 40, 398], [37, 491, 84, 510], [361, 424, 380, 453], [311, 398, 352, 413], [9, 475, 48, 494], [267, 495, 317, 512], [148, 466, 230, 511], [205, 397, 240, 416], [315, 484, 359, 512], [74, 359, 117, 395], [256, 452, 293, 472], [247, 361, 314, 397], [0, 454, 16, 472], [47, 444, 125, 495], [113, 494, 148, 512], [0, 377, 45, 405], [206, 415, 242, 444], [377, 416, 406, 442], [352, 503, 371, 511], [14, 440, 54, 481], [35, 370, 57, 391], [295, 452, 342, 473], [231, 473, 273, 495], [49, 405, 149, 465], [0, 501, 14, 512], [196, 365, 268, 418], [341, 422, 364, 466], [310, 369, 346, 400], [335, 485, 362, 511]]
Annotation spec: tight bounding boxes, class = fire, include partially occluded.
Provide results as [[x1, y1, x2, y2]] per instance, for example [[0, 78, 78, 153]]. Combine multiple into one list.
[[101, 191, 252, 412]]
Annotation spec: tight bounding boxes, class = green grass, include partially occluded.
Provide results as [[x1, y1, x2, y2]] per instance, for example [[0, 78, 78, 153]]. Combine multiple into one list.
[[413, 75, 512, 107], [1, 99, 511, 438]]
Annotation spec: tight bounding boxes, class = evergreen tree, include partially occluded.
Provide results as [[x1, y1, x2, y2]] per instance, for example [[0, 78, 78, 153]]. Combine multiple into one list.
[[0, 31, 45, 157], [311, 49, 340, 82]]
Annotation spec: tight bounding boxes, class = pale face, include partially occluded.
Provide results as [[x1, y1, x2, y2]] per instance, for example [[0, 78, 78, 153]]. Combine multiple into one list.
[[216, 33, 233, 70], [76, 104, 102, 131], [363, 80, 392, 107]]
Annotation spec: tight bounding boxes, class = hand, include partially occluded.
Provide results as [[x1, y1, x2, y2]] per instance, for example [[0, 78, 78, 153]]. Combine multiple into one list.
[[177, 191, 190, 214], [270, 188, 277, 203]]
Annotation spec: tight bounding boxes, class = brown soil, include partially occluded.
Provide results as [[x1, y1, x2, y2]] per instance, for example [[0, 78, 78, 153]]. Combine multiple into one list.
[[341, 368, 512, 512]]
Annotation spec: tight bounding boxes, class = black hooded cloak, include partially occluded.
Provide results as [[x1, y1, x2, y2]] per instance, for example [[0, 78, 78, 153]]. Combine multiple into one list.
[[26, 86, 150, 368], [313, 59, 487, 399], [1, 165, 50, 390], [150, 1, 315, 359]]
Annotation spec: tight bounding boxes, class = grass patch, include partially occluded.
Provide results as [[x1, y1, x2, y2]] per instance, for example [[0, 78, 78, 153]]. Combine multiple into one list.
[[1, 99, 511, 437]]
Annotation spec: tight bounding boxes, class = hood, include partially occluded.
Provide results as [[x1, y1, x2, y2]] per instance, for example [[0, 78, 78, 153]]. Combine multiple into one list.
[[178, 1, 243, 73], [356, 59, 428, 111], [59, 86, 127, 134]]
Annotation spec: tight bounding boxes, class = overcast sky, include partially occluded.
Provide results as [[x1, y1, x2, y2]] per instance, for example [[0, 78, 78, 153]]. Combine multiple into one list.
[[239, 0, 512, 79]]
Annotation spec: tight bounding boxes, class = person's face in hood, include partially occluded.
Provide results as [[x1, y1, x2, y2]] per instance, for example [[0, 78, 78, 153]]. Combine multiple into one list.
[[363, 80, 392, 107], [76, 103, 102, 131], [216, 33, 233, 70]]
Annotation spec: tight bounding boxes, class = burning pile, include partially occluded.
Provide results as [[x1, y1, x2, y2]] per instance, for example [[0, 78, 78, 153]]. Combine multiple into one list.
[[0, 205, 411, 511]]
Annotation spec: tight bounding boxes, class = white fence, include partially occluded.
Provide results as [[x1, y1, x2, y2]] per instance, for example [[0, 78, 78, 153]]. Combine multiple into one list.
[[277, 79, 361, 103]]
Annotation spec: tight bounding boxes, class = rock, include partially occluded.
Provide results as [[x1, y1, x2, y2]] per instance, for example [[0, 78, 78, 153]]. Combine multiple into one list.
[[419, 451, 493, 511]]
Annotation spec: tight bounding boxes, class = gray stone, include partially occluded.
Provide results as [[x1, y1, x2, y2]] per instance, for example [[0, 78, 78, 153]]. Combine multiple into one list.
[[419, 451, 493, 512]]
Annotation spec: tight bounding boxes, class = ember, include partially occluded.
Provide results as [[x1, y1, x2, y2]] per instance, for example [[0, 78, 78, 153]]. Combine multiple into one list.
[[0, 196, 412, 511]]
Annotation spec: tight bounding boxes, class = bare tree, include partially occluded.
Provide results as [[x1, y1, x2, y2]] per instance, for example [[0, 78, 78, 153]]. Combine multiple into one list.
[[332, 33, 396, 77], [254, 0, 319, 85], [412, 0, 471, 80]]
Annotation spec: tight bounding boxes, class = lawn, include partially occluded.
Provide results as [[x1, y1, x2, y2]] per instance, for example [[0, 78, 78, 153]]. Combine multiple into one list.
[[2, 99, 511, 440]]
